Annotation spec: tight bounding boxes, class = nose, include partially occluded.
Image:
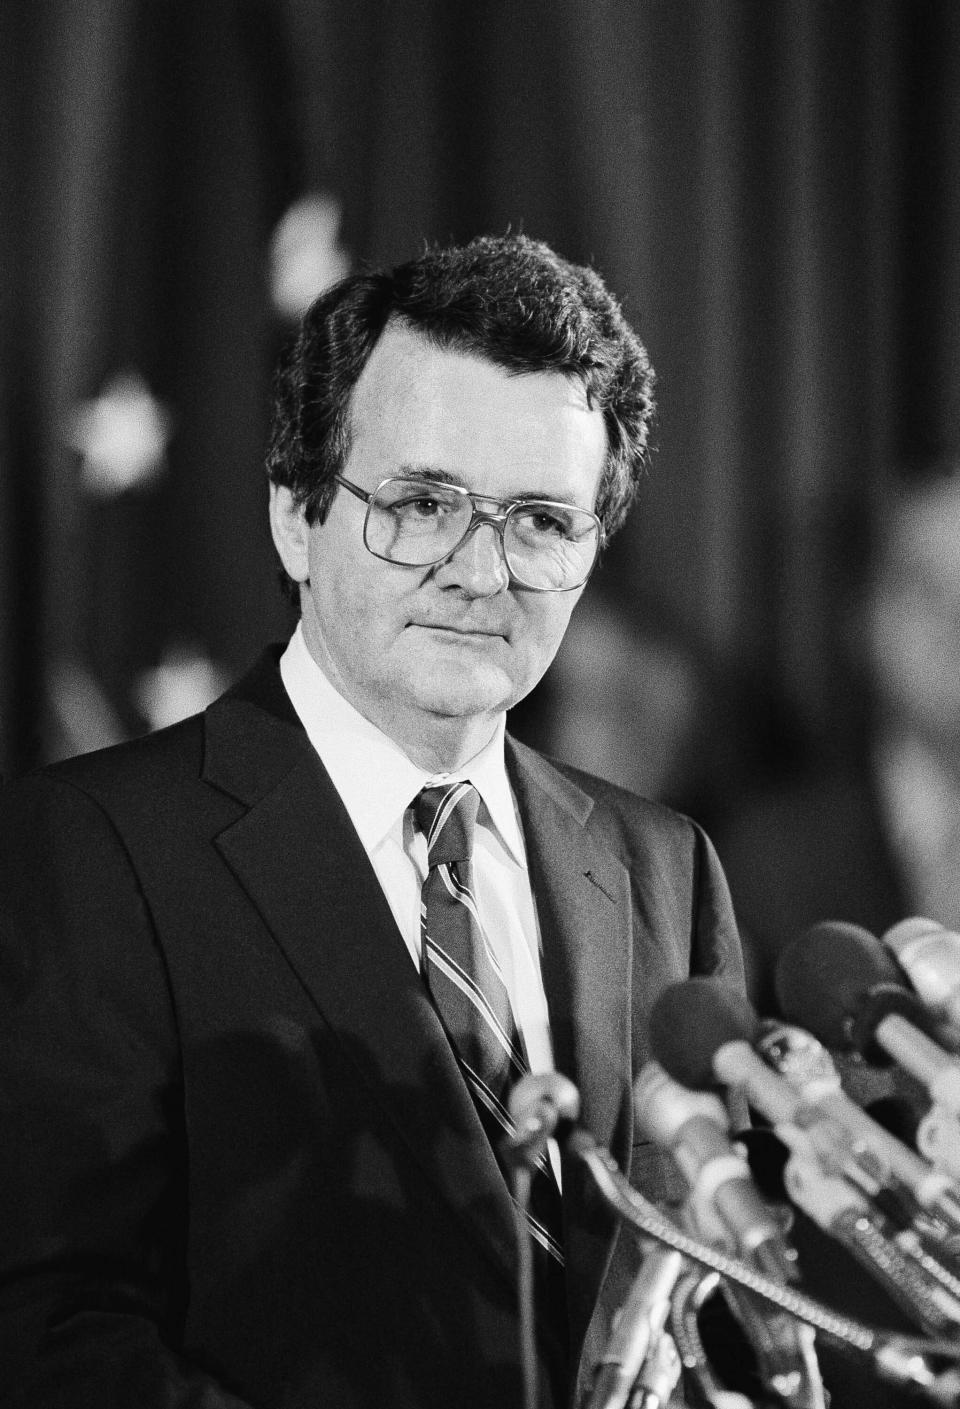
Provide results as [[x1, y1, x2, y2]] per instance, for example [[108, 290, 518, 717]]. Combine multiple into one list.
[[435, 521, 510, 596]]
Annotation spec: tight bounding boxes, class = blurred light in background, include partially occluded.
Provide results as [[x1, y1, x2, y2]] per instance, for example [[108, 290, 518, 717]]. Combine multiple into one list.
[[68, 369, 172, 497], [133, 644, 230, 731], [268, 191, 351, 321], [47, 644, 230, 758]]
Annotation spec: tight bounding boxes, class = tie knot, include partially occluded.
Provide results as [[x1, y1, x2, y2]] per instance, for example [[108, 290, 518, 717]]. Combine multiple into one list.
[[414, 781, 480, 866]]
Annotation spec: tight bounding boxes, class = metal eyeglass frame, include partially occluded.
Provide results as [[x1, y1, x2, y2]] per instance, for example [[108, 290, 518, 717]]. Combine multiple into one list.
[[332, 472, 604, 593]]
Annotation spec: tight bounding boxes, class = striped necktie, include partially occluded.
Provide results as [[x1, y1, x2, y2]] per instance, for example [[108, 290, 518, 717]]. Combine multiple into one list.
[[414, 781, 564, 1268]]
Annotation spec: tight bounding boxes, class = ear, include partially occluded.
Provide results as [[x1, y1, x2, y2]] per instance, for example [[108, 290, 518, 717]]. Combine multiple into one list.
[[269, 483, 311, 583]]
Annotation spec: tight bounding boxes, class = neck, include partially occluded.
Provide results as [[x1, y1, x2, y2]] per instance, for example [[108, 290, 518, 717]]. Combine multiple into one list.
[[385, 707, 502, 773]]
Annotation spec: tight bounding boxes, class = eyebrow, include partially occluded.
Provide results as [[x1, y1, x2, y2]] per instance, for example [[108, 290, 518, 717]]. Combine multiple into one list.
[[395, 464, 587, 506], [397, 464, 461, 486]]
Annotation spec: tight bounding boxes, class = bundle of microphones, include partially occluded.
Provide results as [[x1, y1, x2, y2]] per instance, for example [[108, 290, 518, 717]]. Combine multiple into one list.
[[505, 917, 960, 1409]]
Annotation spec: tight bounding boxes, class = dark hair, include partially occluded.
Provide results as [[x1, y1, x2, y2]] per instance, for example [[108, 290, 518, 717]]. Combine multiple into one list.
[[266, 233, 656, 572]]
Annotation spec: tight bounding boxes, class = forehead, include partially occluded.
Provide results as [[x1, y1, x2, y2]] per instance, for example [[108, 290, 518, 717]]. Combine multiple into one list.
[[345, 322, 608, 502]]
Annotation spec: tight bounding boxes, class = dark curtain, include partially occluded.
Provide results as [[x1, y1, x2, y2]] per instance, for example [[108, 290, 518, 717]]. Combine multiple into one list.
[[3, 0, 959, 792]]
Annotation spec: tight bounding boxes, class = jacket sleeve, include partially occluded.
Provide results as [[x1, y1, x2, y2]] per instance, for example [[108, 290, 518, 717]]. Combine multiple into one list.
[[690, 819, 750, 1131], [689, 818, 747, 991], [0, 774, 255, 1409]]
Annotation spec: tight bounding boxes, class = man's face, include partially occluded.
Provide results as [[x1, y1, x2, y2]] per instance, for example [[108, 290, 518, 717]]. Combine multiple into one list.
[[270, 321, 608, 761]]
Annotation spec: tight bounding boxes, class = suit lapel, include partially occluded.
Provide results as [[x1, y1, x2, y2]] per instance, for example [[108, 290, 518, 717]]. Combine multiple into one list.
[[507, 739, 636, 1368], [202, 670, 520, 1289]]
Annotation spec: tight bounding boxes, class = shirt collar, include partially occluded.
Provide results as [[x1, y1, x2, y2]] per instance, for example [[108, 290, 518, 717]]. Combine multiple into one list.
[[279, 623, 526, 866]]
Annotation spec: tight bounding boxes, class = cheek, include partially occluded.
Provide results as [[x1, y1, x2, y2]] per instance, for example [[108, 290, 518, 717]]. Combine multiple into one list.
[[308, 536, 414, 648], [518, 598, 579, 677]]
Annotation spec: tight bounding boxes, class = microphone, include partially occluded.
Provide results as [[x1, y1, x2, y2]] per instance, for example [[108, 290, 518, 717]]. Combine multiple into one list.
[[648, 979, 960, 1329], [562, 1112, 960, 1401], [633, 1064, 827, 1405], [508, 1060, 960, 1394], [633, 1060, 796, 1281], [754, 1018, 924, 1229], [648, 978, 953, 1218], [883, 917, 960, 1038], [776, 923, 960, 1121], [507, 1075, 683, 1409], [584, 1241, 683, 1409], [505, 1071, 580, 1167]]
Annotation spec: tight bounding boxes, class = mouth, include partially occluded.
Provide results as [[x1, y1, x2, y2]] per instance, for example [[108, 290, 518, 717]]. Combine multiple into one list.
[[409, 622, 507, 640]]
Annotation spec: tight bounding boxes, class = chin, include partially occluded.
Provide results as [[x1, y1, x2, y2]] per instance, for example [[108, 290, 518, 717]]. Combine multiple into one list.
[[408, 670, 519, 720]]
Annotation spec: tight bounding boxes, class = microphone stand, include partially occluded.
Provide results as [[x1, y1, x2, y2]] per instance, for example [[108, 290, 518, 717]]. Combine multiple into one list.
[[510, 1162, 539, 1409], [504, 1074, 581, 1409]]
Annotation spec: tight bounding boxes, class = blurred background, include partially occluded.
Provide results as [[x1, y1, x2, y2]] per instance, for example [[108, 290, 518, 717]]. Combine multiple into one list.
[[3, 0, 960, 1004]]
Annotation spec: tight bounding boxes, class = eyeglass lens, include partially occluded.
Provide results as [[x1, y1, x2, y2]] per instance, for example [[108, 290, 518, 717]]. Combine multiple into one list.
[[364, 478, 599, 589]]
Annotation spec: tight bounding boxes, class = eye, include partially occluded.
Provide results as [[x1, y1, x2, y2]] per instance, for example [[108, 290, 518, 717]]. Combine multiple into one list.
[[388, 487, 462, 519], [523, 507, 576, 538], [397, 494, 441, 517]]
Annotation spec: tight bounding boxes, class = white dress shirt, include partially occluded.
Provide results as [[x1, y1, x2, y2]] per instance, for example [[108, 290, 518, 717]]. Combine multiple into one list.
[[279, 624, 557, 1083]]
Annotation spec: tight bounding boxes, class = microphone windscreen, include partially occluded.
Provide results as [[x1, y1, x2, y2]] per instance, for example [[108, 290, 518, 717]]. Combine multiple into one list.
[[649, 977, 758, 1090], [774, 921, 905, 1049]]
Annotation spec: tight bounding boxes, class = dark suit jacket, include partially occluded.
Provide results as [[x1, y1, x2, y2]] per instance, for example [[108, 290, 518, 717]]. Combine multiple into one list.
[[0, 650, 744, 1409]]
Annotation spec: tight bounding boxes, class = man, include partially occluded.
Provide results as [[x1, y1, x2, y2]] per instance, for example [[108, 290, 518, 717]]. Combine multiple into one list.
[[0, 235, 744, 1408]]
